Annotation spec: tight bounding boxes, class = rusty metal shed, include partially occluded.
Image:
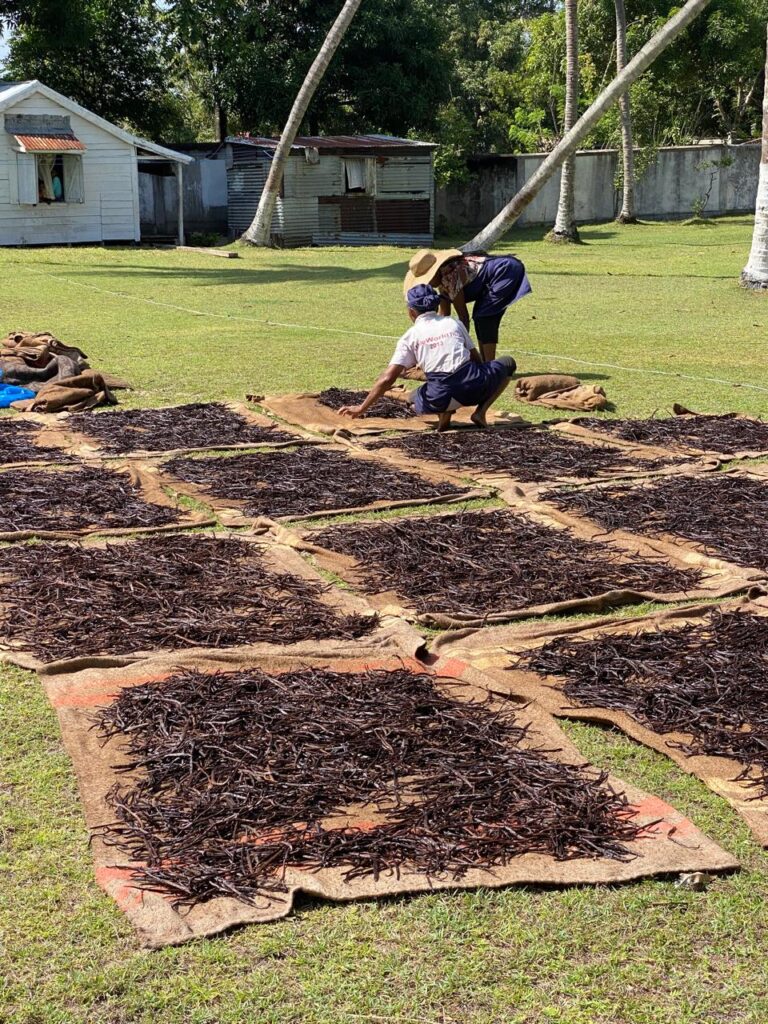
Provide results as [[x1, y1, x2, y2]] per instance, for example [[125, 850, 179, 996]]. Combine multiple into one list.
[[225, 134, 436, 247]]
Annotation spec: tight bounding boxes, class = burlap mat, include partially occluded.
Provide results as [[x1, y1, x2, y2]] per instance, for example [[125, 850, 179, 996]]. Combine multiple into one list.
[[0, 460, 214, 543], [259, 391, 522, 437], [517, 467, 768, 582], [273, 502, 759, 629], [38, 402, 317, 460], [552, 409, 768, 461], [432, 597, 768, 846], [337, 428, 719, 499], [1, 532, 422, 674], [153, 444, 488, 526], [40, 647, 737, 947], [0, 412, 81, 467]]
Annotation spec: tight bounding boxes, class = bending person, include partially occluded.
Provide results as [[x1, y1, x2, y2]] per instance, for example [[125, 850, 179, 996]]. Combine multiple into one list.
[[338, 285, 515, 431], [404, 248, 531, 363]]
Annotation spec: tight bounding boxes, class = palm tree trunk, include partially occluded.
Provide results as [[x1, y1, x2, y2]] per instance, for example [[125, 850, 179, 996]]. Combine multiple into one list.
[[464, 0, 712, 252], [551, 0, 580, 243], [615, 0, 637, 223], [243, 0, 364, 246], [741, 24, 768, 290]]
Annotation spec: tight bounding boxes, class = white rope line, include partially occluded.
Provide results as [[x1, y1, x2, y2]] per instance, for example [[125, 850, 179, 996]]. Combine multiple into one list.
[[13, 261, 768, 394]]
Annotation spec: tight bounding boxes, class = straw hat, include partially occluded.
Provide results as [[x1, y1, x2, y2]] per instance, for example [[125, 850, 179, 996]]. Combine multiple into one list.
[[403, 248, 463, 296]]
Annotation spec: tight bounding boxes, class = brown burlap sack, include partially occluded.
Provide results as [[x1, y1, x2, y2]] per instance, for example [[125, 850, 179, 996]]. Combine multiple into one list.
[[553, 409, 768, 461], [260, 390, 518, 436], [40, 646, 737, 947], [0, 460, 214, 543], [153, 443, 487, 527], [337, 427, 718, 499], [12, 370, 117, 413], [432, 597, 768, 846], [42, 401, 319, 460], [518, 466, 768, 580], [273, 500, 759, 629], [2, 532, 423, 674]]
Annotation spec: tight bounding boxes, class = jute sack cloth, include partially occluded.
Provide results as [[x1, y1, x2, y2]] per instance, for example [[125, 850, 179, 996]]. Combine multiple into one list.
[[12, 370, 117, 413], [515, 374, 608, 412], [0, 413, 84, 468], [0, 460, 215, 544], [431, 597, 768, 847], [153, 443, 488, 527], [0, 330, 88, 389], [552, 406, 768, 461], [272, 501, 761, 630], [42, 401, 321, 460], [516, 466, 768, 580], [338, 426, 719, 500], [259, 390, 520, 437], [40, 646, 738, 947], [1, 531, 423, 674]]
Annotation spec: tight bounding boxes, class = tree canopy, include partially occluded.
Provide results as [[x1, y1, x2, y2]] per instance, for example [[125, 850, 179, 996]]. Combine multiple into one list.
[[1, 0, 765, 180]]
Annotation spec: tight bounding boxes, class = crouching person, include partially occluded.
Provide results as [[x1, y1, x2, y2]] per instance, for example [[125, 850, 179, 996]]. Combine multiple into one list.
[[338, 285, 516, 431]]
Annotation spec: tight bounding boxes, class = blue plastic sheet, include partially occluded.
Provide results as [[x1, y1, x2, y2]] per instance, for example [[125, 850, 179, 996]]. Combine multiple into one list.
[[0, 383, 35, 408]]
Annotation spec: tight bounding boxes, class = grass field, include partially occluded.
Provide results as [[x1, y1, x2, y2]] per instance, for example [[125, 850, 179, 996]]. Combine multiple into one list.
[[2, 218, 768, 1024]]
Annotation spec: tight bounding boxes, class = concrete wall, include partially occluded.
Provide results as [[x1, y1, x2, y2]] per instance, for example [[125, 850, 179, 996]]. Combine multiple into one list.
[[139, 157, 227, 238], [436, 143, 760, 233]]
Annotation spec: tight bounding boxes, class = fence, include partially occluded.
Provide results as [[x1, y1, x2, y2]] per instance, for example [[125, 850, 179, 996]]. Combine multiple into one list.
[[435, 143, 760, 233]]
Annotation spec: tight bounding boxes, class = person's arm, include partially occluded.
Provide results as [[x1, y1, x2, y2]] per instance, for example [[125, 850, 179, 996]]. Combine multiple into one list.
[[338, 364, 404, 418], [452, 289, 470, 331]]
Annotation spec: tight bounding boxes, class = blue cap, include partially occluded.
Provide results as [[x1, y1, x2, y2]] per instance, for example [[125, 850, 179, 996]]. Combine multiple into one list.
[[406, 284, 441, 314]]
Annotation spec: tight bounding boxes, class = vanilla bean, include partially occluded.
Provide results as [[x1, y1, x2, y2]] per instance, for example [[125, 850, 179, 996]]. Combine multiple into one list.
[[317, 388, 415, 420], [574, 414, 768, 455]]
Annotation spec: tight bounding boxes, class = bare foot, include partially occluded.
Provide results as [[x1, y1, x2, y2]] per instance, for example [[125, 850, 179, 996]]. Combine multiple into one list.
[[437, 411, 454, 432], [471, 410, 488, 428]]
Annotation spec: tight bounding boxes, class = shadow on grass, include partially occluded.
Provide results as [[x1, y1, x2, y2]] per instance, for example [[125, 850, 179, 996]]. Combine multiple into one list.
[[34, 259, 410, 288]]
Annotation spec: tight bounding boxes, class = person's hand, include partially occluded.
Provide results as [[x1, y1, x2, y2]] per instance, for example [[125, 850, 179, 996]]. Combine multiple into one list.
[[338, 404, 366, 418]]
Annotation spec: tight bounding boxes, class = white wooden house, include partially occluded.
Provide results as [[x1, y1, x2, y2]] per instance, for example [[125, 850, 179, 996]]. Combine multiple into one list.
[[226, 134, 437, 246], [0, 80, 192, 246]]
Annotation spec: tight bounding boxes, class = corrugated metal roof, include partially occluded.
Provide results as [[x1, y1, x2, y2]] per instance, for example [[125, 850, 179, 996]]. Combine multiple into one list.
[[14, 133, 86, 152], [230, 133, 436, 151]]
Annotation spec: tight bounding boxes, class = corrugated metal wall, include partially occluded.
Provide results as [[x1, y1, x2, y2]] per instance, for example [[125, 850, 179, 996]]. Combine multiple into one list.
[[226, 145, 434, 246]]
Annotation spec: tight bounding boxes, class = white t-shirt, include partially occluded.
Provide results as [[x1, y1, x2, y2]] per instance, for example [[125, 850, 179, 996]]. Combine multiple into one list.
[[389, 312, 476, 375]]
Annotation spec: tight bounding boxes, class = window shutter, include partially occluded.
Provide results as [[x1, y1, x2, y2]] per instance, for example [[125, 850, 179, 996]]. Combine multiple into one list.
[[17, 153, 37, 205], [63, 155, 85, 203]]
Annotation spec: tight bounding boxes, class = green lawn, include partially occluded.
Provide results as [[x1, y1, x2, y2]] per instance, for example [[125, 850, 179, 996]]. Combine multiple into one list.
[[3, 218, 768, 1024]]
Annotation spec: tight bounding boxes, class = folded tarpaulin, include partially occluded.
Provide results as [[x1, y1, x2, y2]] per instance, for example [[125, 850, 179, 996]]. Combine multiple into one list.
[[0, 382, 35, 407]]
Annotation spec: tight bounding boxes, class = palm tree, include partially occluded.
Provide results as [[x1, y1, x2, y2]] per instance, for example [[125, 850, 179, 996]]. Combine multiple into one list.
[[615, 0, 638, 223], [741, 25, 768, 290], [550, 0, 580, 243], [243, 0, 364, 247], [464, 0, 713, 251]]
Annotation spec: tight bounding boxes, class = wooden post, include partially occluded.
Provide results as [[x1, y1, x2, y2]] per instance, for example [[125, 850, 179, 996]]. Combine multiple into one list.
[[176, 164, 184, 246]]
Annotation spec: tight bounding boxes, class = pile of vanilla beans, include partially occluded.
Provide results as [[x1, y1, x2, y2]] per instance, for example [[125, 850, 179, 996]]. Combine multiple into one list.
[[94, 666, 642, 907], [0, 535, 374, 661], [517, 609, 768, 797], [165, 447, 464, 517], [309, 509, 702, 614], [68, 402, 296, 453], [545, 474, 768, 570], [0, 419, 74, 465], [574, 413, 768, 455], [370, 428, 674, 482], [317, 388, 415, 419], [0, 464, 179, 533]]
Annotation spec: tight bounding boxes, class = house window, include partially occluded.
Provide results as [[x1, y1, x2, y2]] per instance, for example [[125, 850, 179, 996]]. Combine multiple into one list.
[[344, 157, 370, 193], [18, 153, 85, 205]]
